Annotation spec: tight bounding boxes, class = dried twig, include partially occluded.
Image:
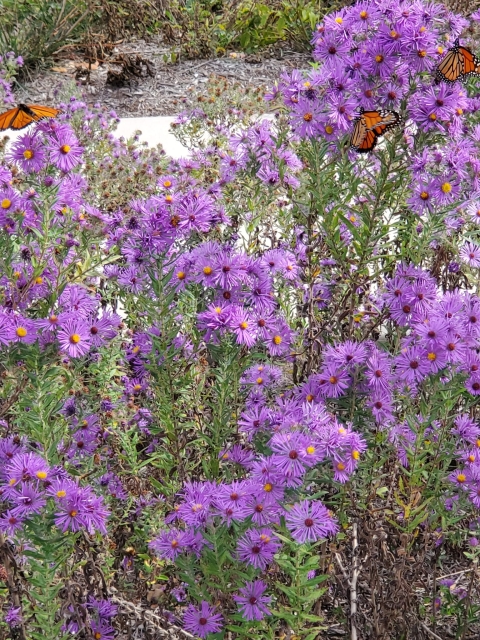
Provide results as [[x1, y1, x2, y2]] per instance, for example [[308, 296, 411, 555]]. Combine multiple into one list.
[[110, 594, 197, 639], [419, 621, 445, 640], [351, 522, 359, 640]]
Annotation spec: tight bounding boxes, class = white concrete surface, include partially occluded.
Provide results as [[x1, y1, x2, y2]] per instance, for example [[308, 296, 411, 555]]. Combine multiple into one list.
[[4, 116, 189, 159], [114, 116, 188, 158]]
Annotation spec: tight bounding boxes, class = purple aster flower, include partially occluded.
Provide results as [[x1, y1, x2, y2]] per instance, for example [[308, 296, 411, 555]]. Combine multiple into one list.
[[5, 606, 23, 628], [149, 529, 185, 560], [0, 510, 25, 536], [9, 133, 46, 173], [183, 601, 223, 639], [237, 528, 281, 570], [90, 620, 115, 640], [48, 128, 83, 172], [318, 363, 350, 398], [285, 499, 338, 544], [11, 482, 46, 517], [230, 307, 257, 347], [176, 192, 214, 233], [269, 432, 307, 484], [57, 316, 92, 358], [9, 315, 37, 344], [460, 241, 480, 268], [395, 347, 430, 384], [365, 350, 392, 392], [234, 580, 272, 621]]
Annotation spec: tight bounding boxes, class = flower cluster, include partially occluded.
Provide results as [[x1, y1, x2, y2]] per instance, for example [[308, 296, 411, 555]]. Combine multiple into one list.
[[0, 443, 109, 535]]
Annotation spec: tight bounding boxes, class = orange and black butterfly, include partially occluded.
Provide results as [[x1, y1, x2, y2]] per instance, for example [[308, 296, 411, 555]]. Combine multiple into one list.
[[435, 38, 480, 84], [350, 108, 401, 153], [0, 104, 61, 131]]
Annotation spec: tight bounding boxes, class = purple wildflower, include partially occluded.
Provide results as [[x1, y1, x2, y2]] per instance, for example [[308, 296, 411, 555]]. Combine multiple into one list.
[[183, 601, 223, 639], [233, 580, 272, 621]]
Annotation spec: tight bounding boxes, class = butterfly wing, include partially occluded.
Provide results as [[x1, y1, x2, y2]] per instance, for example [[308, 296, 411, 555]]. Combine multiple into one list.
[[350, 113, 378, 153], [369, 110, 401, 136], [27, 105, 62, 120], [350, 114, 368, 151], [0, 107, 22, 131], [0, 104, 61, 131], [435, 39, 480, 84], [459, 47, 480, 80], [435, 46, 464, 84], [356, 128, 377, 153], [350, 109, 400, 153]]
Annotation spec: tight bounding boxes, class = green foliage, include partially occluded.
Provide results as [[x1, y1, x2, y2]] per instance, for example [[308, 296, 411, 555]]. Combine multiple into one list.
[[160, 0, 350, 58], [0, 0, 97, 68]]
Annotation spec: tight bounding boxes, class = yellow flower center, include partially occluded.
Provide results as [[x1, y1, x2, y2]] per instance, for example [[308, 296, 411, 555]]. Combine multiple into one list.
[[468, 455, 475, 463], [9, 478, 16, 486], [437, 46, 444, 54], [177, 271, 186, 280], [429, 113, 437, 121], [417, 49, 427, 58], [35, 277, 43, 284], [36, 471, 47, 479], [420, 191, 429, 200], [95, 634, 102, 640], [13, 271, 21, 279], [16, 327, 27, 338], [456, 108, 463, 115], [132, 345, 140, 353], [306, 445, 315, 454], [165, 195, 173, 203], [203, 266, 212, 275], [352, 450, 360, 460], [264, 483, 273, 492], [240, 321, 248, 330], [375, 54, 384, 63], [325, 125, 333, 134], [273, 335, 282, 345], [390, 30, 397, 38], [335, 16, 343, 24], [69, 510, 78, 517], [457, 473, 466, 483], [1, 198, 11, 209], [133, 384, 142, 391], [441, 182, 452, 194], [163, 180, 172, 187], [56, 490, 66, 498], [303, 81, 311, 88], [69, 333, 81, 344], [60, 144, 71, 154], [23, 149, 34, 160], [427, 352, 436, 361], [215, 306, 222, 313], [256, 377, 264, 385], [360, 10, 368, 18], [303, 113, 313, 122], [336, 462, 346, 471], [306, 393, 314, 402]]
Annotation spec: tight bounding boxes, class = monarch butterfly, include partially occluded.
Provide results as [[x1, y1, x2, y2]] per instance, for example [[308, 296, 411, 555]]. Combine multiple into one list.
[[435, 39, 480, 84], [0, 104, 61, 131], [350, 108, 401, 153]]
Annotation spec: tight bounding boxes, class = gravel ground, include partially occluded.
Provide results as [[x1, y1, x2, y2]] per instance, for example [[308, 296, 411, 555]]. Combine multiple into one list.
[[15, 36, 310, 117]]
